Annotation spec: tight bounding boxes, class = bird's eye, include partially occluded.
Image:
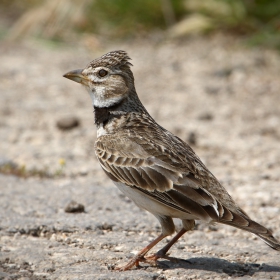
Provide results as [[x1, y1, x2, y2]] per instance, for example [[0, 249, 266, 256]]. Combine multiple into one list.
[[98, 69, 108, 77]]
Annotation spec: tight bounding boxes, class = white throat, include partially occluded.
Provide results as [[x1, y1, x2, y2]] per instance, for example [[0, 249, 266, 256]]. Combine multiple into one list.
[[88, 87, 123, 108]]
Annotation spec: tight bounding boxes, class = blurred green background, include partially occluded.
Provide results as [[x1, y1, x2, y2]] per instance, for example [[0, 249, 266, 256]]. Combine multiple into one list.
[[0, 0, 280, 48]]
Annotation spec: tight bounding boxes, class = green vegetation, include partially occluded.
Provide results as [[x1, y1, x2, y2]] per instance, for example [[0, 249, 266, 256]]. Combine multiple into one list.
[[0, 159, 66, 178], [184, 0, 280, 49], [85, 0, 185, 37], [1, 0, 280, 48]]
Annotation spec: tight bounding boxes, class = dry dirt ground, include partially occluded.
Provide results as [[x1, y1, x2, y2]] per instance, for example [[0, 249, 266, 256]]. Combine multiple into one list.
[[0, 36, 280, 280]]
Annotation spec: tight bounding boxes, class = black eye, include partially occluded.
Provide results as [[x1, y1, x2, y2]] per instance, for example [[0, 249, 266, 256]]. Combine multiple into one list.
[[98, 69, 108, 77]]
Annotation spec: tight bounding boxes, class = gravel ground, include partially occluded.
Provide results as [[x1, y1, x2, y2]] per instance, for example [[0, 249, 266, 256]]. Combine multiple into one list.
[[0, 36, 280, 279]]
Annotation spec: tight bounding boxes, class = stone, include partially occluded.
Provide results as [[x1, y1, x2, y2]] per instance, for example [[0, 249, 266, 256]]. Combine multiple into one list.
[[56, 116, 80, 130], [64, 200, 85, 213]]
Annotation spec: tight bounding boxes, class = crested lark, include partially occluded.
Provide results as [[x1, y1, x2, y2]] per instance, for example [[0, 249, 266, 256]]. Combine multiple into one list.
[[64, 50, 280, 271]]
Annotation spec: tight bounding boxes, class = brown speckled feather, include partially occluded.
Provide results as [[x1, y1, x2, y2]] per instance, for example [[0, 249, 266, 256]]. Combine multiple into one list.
[[64, 50, 280, 271], [95, 110, 279, 250], [95, 112, 239, 214]]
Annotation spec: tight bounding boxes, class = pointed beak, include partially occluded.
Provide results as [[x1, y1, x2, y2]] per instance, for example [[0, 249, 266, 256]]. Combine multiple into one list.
[[63, 69, 88, 85]]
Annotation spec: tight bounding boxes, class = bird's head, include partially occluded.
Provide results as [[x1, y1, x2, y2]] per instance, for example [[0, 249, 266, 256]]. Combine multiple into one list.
[[63, 50, 135, 108]]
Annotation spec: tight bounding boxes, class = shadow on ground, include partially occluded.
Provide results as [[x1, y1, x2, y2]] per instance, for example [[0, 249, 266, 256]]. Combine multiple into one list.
[[157, 257, 280, 277]]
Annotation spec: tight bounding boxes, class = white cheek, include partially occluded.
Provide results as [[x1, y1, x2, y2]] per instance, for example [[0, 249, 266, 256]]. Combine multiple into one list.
[[88, 86, 123, 108], [86, 86, 105, 106]]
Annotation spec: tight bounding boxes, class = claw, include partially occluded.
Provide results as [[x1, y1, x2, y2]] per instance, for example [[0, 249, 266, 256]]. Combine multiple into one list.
[[113, 229, 190, 271], [145, 252, 175, 263], [114, 255, 144, 271], [114, 253, 171, 271]]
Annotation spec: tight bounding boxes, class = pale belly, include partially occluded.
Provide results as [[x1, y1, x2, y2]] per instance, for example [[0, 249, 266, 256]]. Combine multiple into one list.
[[114, 181, 196, 220]]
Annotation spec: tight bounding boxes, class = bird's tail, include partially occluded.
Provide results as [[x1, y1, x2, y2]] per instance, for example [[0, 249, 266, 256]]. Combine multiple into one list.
[[255, 231, 280, 251], [219, 210, 280, 251]]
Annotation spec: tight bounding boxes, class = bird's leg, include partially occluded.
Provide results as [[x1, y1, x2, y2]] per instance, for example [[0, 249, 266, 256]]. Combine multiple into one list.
[[145, 220, 195, 263], [144, 228, 187, 263], [115, 233, 167, 271]]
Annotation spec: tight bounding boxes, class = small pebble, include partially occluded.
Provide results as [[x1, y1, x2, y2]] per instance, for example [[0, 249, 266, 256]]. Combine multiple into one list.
[[56, 116, 80, 130], [198, 112, 213, 121], [64, 200, 85, 213]]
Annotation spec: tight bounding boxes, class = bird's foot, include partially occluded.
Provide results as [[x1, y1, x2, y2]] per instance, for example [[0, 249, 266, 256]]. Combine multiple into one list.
[[144, 250, 192, 265], [115, 251, 176, 271], [114, 255, 144, 271], [144, 250, 177, 264]]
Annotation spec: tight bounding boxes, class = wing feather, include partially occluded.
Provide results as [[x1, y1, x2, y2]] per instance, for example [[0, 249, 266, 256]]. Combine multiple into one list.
[[93, 118, 280, 250], [96, 139, 241, 222]]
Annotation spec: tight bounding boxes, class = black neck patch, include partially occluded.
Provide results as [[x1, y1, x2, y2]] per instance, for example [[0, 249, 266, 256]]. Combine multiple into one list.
[[93, 102, 124, 126], [94, 106, 111, 125]]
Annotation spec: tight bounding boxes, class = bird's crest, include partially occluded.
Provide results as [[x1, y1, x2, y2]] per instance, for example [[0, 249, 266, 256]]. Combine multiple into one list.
[[87, 50, 132, 69]]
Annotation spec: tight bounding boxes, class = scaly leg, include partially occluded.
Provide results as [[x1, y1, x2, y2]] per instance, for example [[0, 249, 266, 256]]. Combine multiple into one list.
[[115, 233, 167, 271], [145, 228, 187, 263], [145, 220, 195, 264]]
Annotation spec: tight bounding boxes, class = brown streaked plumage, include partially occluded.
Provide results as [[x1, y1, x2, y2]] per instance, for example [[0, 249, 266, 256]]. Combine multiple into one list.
[[63, 50, 280, 271]]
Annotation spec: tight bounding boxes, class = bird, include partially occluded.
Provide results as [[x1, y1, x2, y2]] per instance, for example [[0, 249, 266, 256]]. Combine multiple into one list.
[[63, 50, 280, 271]]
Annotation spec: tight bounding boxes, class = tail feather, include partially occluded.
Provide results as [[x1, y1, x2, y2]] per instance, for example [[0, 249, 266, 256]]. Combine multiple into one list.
[[256, 232, 280, 251], [219, 211, 280, 251]]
